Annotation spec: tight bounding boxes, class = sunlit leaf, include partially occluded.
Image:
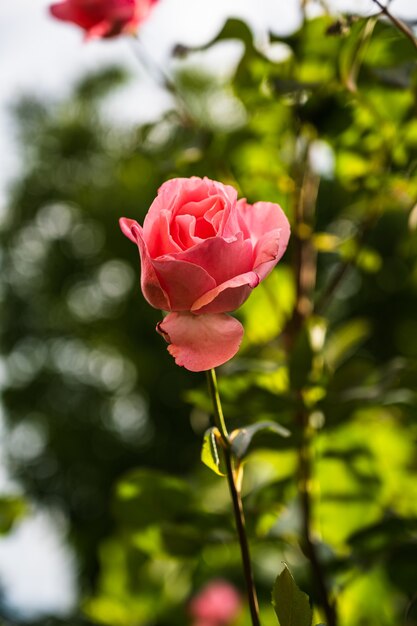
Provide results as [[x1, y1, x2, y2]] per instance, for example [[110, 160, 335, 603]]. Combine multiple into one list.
[[201, 427, 226, 476]]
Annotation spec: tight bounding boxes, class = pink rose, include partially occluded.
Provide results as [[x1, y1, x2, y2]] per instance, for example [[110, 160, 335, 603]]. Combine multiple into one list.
[[188, 580, 242, 626], [49, 0, 158, 39], [120, 177, 290, 372]]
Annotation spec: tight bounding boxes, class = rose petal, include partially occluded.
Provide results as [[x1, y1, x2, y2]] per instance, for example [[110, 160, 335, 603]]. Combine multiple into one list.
[[177, 195, 220, 219], [238, 200, 290, 245], [157, 312, 244, 372], [119, 218, 170, 310], [237, 200, 290, 280], [49, 1, 78, 22], [145, 209, 182, 257], [85, 19, 113, 38], [252, 229, 284, 281], [119, 217, 140, 244], [152, 258, 216, 311], [174, 235, 253, 286], [172, 214, 197, 249], [191, 272, 259, 313], [253, 221, 291, 281]]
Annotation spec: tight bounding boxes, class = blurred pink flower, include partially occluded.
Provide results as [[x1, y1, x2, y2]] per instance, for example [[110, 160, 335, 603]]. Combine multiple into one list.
[[120, 176, 290, 371], [49, 0, 158, 39], [189, 580, 242, 626]]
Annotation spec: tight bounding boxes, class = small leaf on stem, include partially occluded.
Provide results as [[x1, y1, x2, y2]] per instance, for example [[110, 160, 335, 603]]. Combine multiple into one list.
[[272, 564, 313, 626], [201, 427, 227, 476]]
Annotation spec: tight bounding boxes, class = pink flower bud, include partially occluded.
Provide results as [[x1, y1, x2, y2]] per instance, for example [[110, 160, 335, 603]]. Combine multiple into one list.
[[120, 177, 290, 371]]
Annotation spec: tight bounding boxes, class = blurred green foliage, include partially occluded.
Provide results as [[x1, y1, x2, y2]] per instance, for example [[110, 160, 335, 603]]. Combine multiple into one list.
[[1, 9, 417, 626]]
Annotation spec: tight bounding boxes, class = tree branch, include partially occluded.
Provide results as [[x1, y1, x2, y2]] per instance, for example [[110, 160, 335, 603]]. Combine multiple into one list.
[[371, 0, 417, 51]]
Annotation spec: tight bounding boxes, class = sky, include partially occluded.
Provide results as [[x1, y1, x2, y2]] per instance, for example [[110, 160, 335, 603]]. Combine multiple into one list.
[[0, 0, 417, 620]]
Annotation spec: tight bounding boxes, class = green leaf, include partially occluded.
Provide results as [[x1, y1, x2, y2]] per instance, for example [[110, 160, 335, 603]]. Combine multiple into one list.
[[201, 427, 226, 476], [230, 421, 290, 461], [272, 564, 313, 626]]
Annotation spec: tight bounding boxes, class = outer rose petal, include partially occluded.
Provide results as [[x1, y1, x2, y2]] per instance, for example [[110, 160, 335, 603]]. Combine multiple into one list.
[[157, 312, 244, 372], [238, 200, 290, 245], [253, 228, 289, 281], [238, 200, 291, 281], [151, 258, 216, 311], [191, 272, 259, 314], [119, 218, 170, 310], [120, 217, 140, 243], [50, 2, 77, 22]]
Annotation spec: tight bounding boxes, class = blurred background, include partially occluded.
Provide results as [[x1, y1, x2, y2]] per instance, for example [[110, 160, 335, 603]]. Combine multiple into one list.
[[1, 1, 417, 625]]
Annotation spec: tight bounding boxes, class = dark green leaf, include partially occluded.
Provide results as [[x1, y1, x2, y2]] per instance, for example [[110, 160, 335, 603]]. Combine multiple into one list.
[[272, 564, 313, 626], [230, 421, 290, 460]]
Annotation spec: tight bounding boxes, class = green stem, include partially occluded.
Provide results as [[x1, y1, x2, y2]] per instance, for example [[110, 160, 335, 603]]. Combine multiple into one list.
[[206, 368, 229, 446], [206, 369, 261, 626]]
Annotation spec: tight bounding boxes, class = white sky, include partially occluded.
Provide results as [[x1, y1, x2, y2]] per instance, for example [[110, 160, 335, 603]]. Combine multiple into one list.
[[0, 0, 416, 620]]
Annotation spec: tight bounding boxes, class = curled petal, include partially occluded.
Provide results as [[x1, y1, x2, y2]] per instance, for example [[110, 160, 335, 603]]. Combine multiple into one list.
[[237, 200, 290, 280], [119, 218, 170, 310], [119, 217, 141, 244], [191, 272, 259, 314], [152, 258, 216, 311], [253, 228, 287, 281], [157, 312, 244, 372]]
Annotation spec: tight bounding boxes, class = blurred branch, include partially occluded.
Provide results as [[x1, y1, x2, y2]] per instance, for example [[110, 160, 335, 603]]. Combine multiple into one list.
[[297, 407, 337, 626], [285, 147, 319, 345], [285, 145, 337, 626], [371, 0, 417, 51]]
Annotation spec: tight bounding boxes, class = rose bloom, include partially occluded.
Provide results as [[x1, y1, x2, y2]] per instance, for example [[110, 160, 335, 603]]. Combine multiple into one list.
[[189, 580, 242, 626], [120, 177, 290, 372], [49, 0, 158, 39]]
